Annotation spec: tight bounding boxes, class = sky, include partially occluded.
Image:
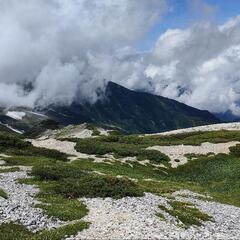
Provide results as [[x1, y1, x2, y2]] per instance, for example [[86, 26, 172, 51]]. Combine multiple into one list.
[[140, 0, 240, 50], [0, 0, 240, 116]]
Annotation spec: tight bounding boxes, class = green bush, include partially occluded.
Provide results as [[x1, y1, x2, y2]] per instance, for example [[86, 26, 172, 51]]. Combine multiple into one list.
[[31, 163, 143, 199], [137, 150, 170, 164], [0, 188, 8, 199], [32, 163, 88, 180], [0, 133, 68, 161], [54, 176, 144, 199], [0, 222, 89, 240], [229, 144, 240, 157], [158, 201, 212, 227]]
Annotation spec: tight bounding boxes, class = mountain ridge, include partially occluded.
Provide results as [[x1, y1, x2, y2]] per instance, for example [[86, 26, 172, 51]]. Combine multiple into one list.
[[44, 81, 219, 133]]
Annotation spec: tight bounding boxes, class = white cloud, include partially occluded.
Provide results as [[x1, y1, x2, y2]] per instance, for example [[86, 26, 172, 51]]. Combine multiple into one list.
[[143, 19, 240, 115], [0, 0, 166, 107], [1, 0, 240, 117]]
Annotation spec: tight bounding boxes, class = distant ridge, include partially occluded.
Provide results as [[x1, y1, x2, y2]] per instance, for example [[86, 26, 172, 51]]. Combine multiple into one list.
[[44, 81, 219, 133]]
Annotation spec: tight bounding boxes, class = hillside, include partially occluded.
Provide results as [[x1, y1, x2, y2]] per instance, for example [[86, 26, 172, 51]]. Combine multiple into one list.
[[44, 82, 219, 133], [0, 123, 240, 239]]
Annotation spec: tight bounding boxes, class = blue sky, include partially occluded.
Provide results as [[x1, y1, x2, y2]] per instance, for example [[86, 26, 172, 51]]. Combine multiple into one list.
[[139, 0, 240, 50]]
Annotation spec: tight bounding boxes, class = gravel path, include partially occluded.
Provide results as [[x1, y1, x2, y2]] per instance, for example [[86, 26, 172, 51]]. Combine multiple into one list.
[[0, 168, 63, 232], [67, 192, 240, 240], [148, 141, 240, 167]]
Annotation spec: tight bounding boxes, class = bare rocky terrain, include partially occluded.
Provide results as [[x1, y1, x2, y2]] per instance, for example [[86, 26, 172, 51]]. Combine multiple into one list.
[[146, 122, 240, 136], [0, 168, 63, 232], [67, 192, 240, 240], [148, 141, 240, 167]]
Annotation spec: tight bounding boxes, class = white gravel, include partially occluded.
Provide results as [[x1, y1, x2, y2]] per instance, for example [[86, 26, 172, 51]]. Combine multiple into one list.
[[67, 192, 240, 240], [145, 122, 240, 136], [0, 168, 63, 232], [38, 123, 110, 140], [148, 141, 240, 167], [29, 138, 113, 163]]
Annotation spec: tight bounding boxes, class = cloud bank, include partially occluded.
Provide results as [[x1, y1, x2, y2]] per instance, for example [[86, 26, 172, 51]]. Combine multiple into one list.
[[145, 18, 240, 115], [0, 0, 166, 107], [0, 0, 240, 116]]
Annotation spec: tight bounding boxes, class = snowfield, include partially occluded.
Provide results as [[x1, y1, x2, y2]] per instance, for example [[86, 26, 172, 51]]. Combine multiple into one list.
[[6, 111, 26, 120]]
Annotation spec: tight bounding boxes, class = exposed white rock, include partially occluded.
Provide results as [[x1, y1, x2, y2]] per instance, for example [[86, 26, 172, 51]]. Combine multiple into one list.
[[145, 122, 240, 136], [38, 123, 110, 140], [148, 141, 240, 168], [67, 192, 240, 240], [0, 168, 63, 232], [29, 138, 111, 163]]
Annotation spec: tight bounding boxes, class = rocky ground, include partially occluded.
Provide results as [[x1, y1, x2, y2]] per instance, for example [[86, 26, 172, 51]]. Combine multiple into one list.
[[66, 192, 240, 240], [0, 168, 63, 232], [146, 122, 240, 136], [1, 123, 240, 239], [148, 141, 240, 167], [1, 161, 240, 239], [29, 138, 114, 163], [39, 123, 109, 140]]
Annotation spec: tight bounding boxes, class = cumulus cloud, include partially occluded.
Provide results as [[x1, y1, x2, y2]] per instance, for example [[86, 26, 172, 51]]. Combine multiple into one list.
[[0, 0, 166, 107], [142, 18, 240, 115]]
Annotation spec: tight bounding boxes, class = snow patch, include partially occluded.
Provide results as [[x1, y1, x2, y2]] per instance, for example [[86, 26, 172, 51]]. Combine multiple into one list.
[[6, 111, 26, 120], [0, 122, 23, 134]]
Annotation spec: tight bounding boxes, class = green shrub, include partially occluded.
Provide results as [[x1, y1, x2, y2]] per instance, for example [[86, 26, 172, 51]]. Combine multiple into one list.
[[229, 144, 240, 157], [85, 123, 100, 136], [137, 150, 170, 164], [0, 133, 68, 161], [0, 222, 89, 240], [4, 156, 59, 167], [32, 163, 88, 180], [54, 176, 144, 199], [0, 167, 20, 173], [36, 194, 88, 221], [0, 188, 8, 199], [159, 201, 212, 227]]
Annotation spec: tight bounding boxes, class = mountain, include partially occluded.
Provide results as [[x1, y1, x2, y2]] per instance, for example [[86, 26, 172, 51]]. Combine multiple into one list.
[[214, 111, 240, 122], [0, 107, 47, 134], [43, 81, 219, 134]]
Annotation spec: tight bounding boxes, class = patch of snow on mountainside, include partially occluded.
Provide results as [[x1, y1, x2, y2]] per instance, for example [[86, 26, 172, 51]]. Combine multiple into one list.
[[0, 122, 23, 134], [26, 111, 46, 117], [6, 111, 26, 120]]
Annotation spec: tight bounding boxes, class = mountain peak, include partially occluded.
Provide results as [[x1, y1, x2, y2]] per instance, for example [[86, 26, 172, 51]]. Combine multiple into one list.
[[43, 82, 219, 134]]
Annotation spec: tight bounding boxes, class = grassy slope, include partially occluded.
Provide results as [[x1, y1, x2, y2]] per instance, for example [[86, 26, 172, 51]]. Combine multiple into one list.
[[72, 130, 240, 206], [1, 129, 240, 237]]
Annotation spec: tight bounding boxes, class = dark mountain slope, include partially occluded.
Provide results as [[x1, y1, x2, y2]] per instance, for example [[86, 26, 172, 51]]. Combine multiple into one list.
[[44, 82, 219, 134]]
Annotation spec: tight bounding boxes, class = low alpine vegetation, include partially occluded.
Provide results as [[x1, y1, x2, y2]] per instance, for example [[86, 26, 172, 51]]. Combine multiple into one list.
[[0, 222, 89, 240], [0, 188, 8, 199], [31, 162, 144, 199], [75, 137, 170, 165], [158, 201, 212, 227], [0, 133, 68, 161]]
